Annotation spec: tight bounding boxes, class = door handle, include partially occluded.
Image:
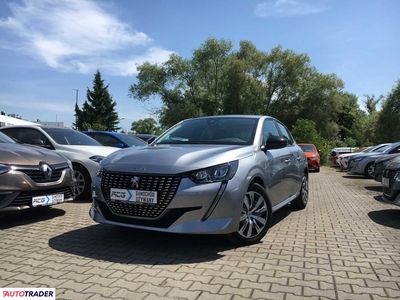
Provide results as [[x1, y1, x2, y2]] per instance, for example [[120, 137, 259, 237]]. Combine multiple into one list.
[[285, 158, 291, 164]]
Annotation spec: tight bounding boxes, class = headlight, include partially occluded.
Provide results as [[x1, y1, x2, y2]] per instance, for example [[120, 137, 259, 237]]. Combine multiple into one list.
[[95, 167, 103, 179], [311, 155, 319, 159], [383, 160, 391, 167], [90, 156, 105, 163], [190, 161, 239, 184], [0, 164, 10, 175], [66, 159, 73, 170]]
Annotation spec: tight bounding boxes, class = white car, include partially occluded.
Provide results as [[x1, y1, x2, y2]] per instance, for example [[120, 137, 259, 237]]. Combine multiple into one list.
[[0, 125, 119, 200]]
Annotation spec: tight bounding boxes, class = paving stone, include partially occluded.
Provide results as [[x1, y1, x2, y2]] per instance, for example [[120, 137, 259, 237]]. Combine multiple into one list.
[[0, 167, 399, 300]]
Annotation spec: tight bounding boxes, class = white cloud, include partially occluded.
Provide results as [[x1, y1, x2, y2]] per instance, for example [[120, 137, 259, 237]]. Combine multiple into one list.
[[66, 46, 176, 76], [0, 0, 172, 75], [0, 99, 72, 113], [255, 0, 327, 18]]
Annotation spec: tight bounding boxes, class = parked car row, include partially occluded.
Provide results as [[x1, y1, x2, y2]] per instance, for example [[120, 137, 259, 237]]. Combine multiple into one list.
[[0, 115, 309, 245], [333, 142, 400, 207]]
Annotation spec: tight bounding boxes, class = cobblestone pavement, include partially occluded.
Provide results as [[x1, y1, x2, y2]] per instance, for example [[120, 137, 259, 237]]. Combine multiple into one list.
[[1, 166, 400, 300]]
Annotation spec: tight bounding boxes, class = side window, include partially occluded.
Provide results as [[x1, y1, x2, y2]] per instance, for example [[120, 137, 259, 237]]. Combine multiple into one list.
[[0, 128, 19, 141], [276, 122, 294, 145], [389, 147, 400, 154], [98, 135, 119, 147], [19, 129, 52, 148], [262, 120, 280, 144]]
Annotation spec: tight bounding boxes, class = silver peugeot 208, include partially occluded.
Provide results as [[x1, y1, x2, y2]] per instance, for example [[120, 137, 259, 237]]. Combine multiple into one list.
[[90, 115, 308, 245]]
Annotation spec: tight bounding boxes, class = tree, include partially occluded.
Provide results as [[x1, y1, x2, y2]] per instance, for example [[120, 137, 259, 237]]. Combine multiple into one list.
[[131, 118, 162, 135], [375, 79, 400, 143], [129, 38, 346, 132], [75, 70, 119, 131]]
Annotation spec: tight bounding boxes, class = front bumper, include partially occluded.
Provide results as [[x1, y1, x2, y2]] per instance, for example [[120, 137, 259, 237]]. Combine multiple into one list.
[[0, 168, 76, 211], [307, 158, 320, 170], [90, 174, 246, 235], [347, 161, 365, 175], [382, 171, 400, 206]]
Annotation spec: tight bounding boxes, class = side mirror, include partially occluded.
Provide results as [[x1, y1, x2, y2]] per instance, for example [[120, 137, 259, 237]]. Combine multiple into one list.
[[30, 139, 44, 146], [264, 135, 288, 150], [114, 143, 125, 148]]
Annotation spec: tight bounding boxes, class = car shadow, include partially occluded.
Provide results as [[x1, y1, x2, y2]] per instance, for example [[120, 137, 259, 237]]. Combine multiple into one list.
[[271, 204, 292, 227], [368, 209, 400, 229], [49, 224, 239, 265], [48, 206, 293, 265], [365, 185, 383, 192], [341, 175, 368, 179], [0, 208, 66, 230]]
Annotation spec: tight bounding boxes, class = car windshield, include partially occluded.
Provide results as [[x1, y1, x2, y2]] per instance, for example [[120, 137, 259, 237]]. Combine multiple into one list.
[[299, 145, 316, 152], [156, 117, 258, 145], [0, 131, 16, 143], [114, 133, 147, 147], [377, 145, 392, 153], [361, 146, 374, 153], [43, 128, 103, 146]]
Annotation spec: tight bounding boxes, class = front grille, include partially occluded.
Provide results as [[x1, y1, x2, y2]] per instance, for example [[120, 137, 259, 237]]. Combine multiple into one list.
[[10, 186, 75, 207], [101, 172, 182, 218], [16, 163, 69, 183], [96, 200, 200, 228], [383, 169, 399, 187]]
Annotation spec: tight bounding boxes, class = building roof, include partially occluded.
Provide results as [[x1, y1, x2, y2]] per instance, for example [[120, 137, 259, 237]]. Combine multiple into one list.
[[0, 115, 39, 126]]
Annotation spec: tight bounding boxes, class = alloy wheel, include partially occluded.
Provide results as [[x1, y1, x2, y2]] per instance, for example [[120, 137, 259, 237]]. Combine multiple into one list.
[[301, 175, 308, 205], [238, 191, 268, 239], [74, 169, 86, 197]]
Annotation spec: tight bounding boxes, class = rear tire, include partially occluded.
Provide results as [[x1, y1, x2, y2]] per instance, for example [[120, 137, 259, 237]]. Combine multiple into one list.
[[291, 173, 308, 210], [73, 164, 92, 201], [226, 183, 272, 246]]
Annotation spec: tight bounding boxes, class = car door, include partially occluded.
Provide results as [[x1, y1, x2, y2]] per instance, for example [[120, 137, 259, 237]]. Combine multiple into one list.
[[261, 119, 291, 207], [275, 121, 303, 199]]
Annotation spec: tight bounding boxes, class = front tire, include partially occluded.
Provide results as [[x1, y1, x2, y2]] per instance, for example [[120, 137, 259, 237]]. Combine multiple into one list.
[[291, 173, 308, 210], [73, 164, 91, 201], [227, 183, 272, 246], [364, 162, 374, 179]]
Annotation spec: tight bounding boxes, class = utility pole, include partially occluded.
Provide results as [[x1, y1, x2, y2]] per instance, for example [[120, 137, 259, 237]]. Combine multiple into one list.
[[73, 89, 79, 130]]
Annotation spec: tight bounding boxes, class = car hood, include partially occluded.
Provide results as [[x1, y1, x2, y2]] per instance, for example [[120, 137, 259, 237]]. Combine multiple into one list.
[[100, 144, 253, 174], [375, 153, 400, 164], [58, 145, 120, 157], [350, 152, 385, 160], [386, 155, 400, 169], [339, 152, 360, 158], [0, 143, 67, 165]]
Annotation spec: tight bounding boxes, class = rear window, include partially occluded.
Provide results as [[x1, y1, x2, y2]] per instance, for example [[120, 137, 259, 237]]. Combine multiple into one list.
[[43, 128, 102, 146]]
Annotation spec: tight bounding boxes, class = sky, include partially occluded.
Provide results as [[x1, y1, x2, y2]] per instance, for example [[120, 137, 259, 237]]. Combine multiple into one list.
[[0, 0, 399, 131]]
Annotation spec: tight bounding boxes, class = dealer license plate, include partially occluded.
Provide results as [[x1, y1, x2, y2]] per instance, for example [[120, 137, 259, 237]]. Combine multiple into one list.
[[382, 177, 390, 188], [32, 194, 64, 207], [110, 188, 157, 204]]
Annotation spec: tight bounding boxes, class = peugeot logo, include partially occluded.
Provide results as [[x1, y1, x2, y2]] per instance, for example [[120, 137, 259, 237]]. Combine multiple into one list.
[[40, 162, 53, 180], [131, 176, 140, 188]]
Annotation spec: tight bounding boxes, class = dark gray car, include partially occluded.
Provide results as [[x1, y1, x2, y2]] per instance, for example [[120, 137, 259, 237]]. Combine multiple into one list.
[[90, 115, 309, 245], [381, 155, 400, 206], [0, 132, 75, 211]]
